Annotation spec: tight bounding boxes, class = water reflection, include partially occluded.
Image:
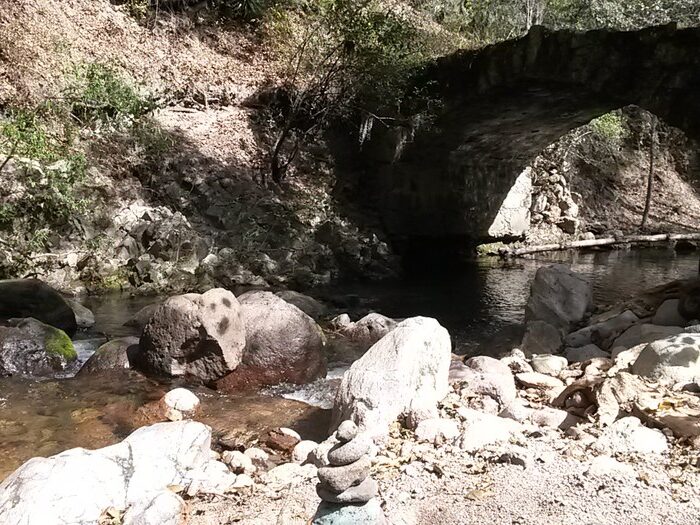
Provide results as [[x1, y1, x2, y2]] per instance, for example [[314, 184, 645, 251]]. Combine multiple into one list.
[[318, 248, 697, 355]]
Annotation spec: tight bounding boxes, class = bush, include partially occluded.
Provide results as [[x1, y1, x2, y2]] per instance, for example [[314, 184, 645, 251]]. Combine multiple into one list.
[[0, 106, 88, 247], [590, 111, 628, 144], [260, 0, 458, 181], [64, 63, 155, 126]]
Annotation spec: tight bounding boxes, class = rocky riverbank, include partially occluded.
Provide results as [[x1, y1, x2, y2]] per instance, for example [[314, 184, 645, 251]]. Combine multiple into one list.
[[1, 265, 699, 524]]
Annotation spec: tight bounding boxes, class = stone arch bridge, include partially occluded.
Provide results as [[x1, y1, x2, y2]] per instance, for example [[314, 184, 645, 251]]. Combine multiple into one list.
[[359, 24, 700, 244]]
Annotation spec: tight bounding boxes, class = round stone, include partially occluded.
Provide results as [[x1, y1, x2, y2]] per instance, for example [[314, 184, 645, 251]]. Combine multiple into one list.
[[327, 434, 371, 466], [318, 456, 370, 493], [336, 421, 358, 442], [317, 477, 377, 504], [162, 388, 200, 421]]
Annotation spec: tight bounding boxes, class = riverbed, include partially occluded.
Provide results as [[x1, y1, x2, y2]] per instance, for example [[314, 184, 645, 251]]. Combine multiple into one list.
[[0, 248, 696, 480]]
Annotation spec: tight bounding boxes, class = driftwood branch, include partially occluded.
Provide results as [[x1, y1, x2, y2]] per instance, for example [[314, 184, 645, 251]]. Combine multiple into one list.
[[496, 233, 700, 257]]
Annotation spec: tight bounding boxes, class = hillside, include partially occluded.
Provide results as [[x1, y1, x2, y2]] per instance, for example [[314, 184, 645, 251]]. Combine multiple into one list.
[[1, 0, 699, 296], [0, 0, 401, 293]]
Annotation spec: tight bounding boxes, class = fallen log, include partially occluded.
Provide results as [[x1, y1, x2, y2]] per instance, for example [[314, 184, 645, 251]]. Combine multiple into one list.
[[497, 233, 700, 258]]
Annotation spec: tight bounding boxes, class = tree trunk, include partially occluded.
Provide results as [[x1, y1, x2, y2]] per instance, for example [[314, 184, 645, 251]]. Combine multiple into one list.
[[641, 118, 657, 229], [493, 233, 700, 257]]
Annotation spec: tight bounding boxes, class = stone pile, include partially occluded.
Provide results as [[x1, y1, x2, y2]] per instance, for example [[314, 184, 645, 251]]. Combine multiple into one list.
[[313, 420, 386, 524]]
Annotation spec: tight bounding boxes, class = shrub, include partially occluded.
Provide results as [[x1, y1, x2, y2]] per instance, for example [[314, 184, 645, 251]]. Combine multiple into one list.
[[590, 111, 628, 144], [64, 63, 155, 126], [0, 108, 88, 242]]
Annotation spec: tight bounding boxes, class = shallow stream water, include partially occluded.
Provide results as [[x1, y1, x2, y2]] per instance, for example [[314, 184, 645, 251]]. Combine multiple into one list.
[[0, 248, 697, 479]]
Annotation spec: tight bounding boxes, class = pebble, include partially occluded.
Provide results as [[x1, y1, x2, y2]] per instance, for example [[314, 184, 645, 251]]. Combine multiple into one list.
[[266, 463, 317, 487], [531, 354, 568, 376], [311, 437, 340, 467], [414, 418, 460, 445], [292, 440, 319, 464], [161, 388, 200, 422], [529, 407, 581, 430], [336, 420, 359, 442], [222, 450, 256, 475], [280, 427, 302, 441], [232, 474, 255, 488], [244, 447, 269, 467], [516, 372, 565, 389]]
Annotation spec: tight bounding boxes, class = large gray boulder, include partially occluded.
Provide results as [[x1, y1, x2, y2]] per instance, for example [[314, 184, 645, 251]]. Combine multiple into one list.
[[525, 265, 593, 332], [66, 299, 95, 329], [520, 320, 562, 356], [331, 317, 451, 440], [0, 279, 77, 336], [215, 291, 326, 392], [632, 333, 700, 385], [77, 337, 140, 376], [0, 421, 235, 525], [134, 289, 245, 381], [0, 318, 76, 377], [652, 299, 689, 327]]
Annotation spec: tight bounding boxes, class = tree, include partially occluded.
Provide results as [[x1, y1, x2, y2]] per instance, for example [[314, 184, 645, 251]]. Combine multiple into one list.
[[640, 117, 657, 230], [264, 0, 437, 183]]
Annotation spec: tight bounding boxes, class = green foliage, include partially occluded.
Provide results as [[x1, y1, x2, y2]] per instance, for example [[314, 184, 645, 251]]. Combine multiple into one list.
[[122, 0, 274, 22], [126, 0, 150, 20], [261, 0, 453, 180], [44, 328, 77, 361], [266, 0, 454, 127], [64, 63, 155, 126], [590, 112, 628, 144], [0, 109, 88, 237], [411, 0, 699, 48]]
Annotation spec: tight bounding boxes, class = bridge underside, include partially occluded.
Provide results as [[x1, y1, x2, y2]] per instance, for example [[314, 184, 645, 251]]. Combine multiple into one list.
[[353, 25, 700, 243], [368, 83, 617, 239]]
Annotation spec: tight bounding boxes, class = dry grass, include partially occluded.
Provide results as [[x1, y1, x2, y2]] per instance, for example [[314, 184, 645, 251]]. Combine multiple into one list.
[[0, 0, 274, 106]]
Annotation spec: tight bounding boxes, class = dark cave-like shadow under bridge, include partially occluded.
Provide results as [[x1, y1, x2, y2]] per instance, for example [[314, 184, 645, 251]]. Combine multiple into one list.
[[362, 24, 700, 241]]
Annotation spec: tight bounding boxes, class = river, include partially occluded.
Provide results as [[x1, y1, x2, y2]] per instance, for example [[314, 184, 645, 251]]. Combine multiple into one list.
[[0, 248, 696, 479]]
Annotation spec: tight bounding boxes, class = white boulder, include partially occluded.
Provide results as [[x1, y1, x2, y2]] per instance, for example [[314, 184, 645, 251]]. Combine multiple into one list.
[[632, 333, 700, 385], [331, 317, 451, 440], [0, 422, 234, 525]]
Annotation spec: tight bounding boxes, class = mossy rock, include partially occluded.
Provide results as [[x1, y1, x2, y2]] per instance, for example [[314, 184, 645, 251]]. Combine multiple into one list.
[[0, 318, 77, 377], [44, 328, 77, 361]]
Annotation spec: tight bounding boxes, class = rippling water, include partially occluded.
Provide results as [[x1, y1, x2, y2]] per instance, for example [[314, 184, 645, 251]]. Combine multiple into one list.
[[316, 248, 698, 356], [0, 247, 696, 480]]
